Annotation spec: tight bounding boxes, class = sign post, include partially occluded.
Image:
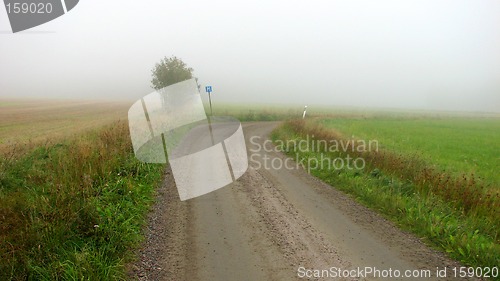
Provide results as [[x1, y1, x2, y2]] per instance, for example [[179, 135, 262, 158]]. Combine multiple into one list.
[[205, 86, 213, 116]]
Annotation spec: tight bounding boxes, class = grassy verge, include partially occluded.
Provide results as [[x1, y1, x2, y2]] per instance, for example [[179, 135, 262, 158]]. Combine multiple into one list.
[[0, 120, 165, 280], [271, 119, 499, 269]]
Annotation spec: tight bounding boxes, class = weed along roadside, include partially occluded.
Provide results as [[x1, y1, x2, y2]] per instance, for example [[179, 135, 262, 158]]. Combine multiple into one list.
[[0, 120, 165, 279], [271, 118, 499, 269]]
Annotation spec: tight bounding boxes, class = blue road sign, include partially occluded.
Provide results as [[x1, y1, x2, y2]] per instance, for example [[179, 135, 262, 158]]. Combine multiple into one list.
[[205, 86, 212, 93]]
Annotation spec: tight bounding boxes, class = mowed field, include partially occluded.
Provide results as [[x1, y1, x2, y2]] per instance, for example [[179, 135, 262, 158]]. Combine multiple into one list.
[[0, 99, 131, 147], [321, 117, 500, 187]]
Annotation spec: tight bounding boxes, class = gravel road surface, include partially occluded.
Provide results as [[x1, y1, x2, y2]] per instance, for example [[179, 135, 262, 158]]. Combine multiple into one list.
[[130, 122, 469, 281]]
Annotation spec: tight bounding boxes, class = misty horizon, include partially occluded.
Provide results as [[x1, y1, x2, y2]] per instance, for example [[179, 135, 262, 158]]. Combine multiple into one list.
[[1, 0, 499, 113]]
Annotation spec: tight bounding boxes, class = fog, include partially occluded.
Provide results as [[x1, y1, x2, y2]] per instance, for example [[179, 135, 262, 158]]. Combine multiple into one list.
[[1, 0, 499, 112]]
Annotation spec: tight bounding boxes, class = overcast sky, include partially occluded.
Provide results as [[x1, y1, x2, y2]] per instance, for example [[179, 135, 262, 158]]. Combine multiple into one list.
[[1, 0, 499, 112]]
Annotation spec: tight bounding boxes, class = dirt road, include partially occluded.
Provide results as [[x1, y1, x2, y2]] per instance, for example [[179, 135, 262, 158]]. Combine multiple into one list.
[[131, 122, 468, 280]]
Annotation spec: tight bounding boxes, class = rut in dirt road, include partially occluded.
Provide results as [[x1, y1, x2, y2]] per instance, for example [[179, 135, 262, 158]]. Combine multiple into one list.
[[131, 122, 471, 281]]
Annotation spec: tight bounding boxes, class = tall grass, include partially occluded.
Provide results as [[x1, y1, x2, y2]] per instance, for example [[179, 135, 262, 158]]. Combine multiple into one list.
[[0, 120, 165, 280], [272, 119, 499, 268]]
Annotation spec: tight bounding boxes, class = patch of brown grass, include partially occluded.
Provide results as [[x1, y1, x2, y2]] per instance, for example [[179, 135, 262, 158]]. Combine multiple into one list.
[[0, 99, 131, 150]]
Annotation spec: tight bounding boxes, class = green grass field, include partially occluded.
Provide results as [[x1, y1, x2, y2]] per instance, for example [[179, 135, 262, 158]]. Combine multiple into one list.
[[321, 117, 500, 187], [212, 103, 404, 121], [272, 116, 500, 269], [212, 103, 303, 121]]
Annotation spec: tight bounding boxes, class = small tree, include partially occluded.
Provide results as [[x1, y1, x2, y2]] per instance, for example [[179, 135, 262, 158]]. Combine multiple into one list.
[[151, 56, 194, 90]]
